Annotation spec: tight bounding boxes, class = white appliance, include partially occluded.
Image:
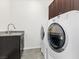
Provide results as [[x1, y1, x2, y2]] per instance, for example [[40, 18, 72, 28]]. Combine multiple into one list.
[[45, 10, 79, 59], [40, 25, 45, 55]]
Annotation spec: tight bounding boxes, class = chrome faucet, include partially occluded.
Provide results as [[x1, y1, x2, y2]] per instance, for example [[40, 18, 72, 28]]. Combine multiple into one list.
[[7, 23, 16, 34]]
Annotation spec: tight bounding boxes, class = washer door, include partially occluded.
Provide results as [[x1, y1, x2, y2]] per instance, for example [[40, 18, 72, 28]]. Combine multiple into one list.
[[48, 23, 66, 52], [41, 26, 45, 40]]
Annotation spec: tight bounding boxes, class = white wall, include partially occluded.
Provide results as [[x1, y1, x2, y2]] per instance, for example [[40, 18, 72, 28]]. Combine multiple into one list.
[[9, 0, 49, 49], [0, 0, 10, 30], [0, 0, 53, 49]]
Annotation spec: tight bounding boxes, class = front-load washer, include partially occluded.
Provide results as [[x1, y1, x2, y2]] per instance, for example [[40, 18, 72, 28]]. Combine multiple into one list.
[[40, 25, 45, 55], [45, 10, 79, 59]]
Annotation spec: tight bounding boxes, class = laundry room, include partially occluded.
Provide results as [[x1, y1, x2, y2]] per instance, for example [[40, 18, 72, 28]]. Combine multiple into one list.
[[0, 0, 79, 59]]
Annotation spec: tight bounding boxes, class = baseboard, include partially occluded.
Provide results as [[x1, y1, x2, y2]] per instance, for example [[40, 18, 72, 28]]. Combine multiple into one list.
[[24, 46, 41, 50]]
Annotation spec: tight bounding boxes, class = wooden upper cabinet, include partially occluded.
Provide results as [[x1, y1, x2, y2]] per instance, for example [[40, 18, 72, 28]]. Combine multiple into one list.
[[49, 0, 57, 19], [49, 0, 79, 19], [49, 1, 54, 19], [74, 0, 79, 10], [71, 0, 74, 10], [65, 0, 71, 11]]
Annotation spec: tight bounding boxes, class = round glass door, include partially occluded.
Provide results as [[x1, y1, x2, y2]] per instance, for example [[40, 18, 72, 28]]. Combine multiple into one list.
[[48, 23, 66, 52]]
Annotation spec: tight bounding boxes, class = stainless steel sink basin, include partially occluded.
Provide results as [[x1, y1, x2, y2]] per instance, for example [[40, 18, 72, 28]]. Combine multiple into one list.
[[0, 31, 24, 36]]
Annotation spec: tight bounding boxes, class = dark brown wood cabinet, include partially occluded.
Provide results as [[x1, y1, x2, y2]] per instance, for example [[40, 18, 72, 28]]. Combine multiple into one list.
[[49, 1, 56, 19], [0, 35, 24, 59], [49, 0, 79, 19], [74, 0, 79, 10]]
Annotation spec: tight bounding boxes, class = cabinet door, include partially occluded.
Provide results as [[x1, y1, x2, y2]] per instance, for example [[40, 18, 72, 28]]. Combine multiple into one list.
[[49, 0, 56, 19], [61, 0, 78, 12], [49, 2, 53, 19], [49, 0, 60, 19], [65, 0, 71, 12], [57, 0, 64, 14], [71, 0, 74, 10], [55, 0, 59, 15], [0, 37, 4, 56], [60, 0, 72, 13], [74, 0, 79, 10], [49, 0, 78, 19], [61, 0, 67, 13]]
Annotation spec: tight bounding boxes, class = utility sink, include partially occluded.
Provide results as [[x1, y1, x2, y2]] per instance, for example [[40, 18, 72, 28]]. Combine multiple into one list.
[[0, 31, 24, 59], [0, 31, 24, 36]]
